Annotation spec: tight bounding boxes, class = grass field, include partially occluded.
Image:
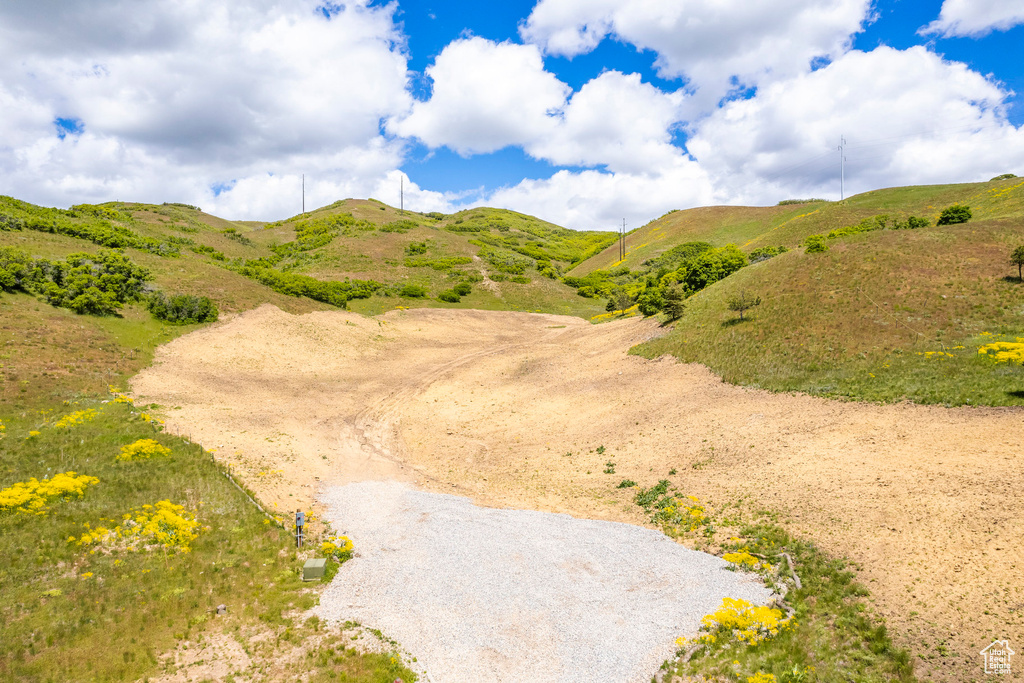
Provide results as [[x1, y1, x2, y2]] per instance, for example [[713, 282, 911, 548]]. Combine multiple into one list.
[[562, 177, 1024, 406], [0, 401, 417, 682], [574, 176, 1024, 275]]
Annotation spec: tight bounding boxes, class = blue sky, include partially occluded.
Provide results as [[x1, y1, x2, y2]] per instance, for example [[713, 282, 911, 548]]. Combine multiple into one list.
[[1, 0, 1023, 229]]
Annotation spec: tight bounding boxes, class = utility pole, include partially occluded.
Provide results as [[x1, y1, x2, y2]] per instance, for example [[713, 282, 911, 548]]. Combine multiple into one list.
[[620, 218, 626, 262], [838, 136, 846, 201], [400, 175, 404, 213], [302, 174, 305, 215]]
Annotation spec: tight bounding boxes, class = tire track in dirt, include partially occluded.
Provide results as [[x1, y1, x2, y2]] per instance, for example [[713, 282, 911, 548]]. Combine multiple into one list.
[[347, 323, 576, 488]]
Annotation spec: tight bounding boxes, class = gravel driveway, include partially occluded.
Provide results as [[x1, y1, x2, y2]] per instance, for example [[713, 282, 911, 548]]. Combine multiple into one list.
[[315, 481, 772, 683]]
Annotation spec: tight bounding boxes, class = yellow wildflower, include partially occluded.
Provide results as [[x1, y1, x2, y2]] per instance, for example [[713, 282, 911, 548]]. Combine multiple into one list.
[[74, 500, 201, 554], [117, 438, 172, 462], [53, 409, 97, 429], [0, 472, 100, 515]]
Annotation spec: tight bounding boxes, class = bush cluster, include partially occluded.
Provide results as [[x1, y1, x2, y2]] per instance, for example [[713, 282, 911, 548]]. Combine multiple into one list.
[[749, 246, 788, 263], [804, 235, 828, 253], [380, 219, 420, 233], [398, 284, 427, 298], [936, 204, 971, 225], [239, 265, 381, 308], [476, 245, 533, 275], [1, 246, 152, 315], [147, 292, 219, 324], [0, 196, 179, 256], [404, 256, 472, 271]]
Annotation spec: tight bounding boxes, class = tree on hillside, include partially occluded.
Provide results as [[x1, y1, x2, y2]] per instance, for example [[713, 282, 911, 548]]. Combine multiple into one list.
[[662, 286, 686, 321], [606, 289, 633, 314], [726, 291, 762, 321], [937, 204, 971, 225], [1011, 245, 1024, 282]]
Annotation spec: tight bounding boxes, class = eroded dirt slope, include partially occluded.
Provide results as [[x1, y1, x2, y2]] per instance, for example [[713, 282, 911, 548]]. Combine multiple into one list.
[[131, 305, 1024, 681]]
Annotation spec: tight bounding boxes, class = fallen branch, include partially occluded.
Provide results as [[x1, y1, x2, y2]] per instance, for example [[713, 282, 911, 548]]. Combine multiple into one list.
[[681, 643, 703, 663], [781, 552, 802, 590]]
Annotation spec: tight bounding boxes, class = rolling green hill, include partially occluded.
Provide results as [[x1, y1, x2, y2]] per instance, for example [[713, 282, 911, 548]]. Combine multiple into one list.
[[0, 196, 619, 410], [625, 176, 1024, 406], [574, 177, 1024, 275]]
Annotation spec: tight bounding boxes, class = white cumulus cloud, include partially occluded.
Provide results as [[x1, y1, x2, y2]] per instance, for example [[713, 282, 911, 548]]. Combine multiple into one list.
[[486, 159, 716, 231], [687, 46, 1024, 204], [920, 0, 1024, 37], [0, 0, 413, 218], [388, 37, 570, 155], [526, 71, 686, 174], [520, 0, 872, 111]]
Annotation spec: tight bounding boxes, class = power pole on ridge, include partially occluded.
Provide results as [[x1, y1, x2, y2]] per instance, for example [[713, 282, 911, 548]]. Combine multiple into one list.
[[620, 218, 626, 262], [302, 173, 305, 215], [838, 136, 846, 201]]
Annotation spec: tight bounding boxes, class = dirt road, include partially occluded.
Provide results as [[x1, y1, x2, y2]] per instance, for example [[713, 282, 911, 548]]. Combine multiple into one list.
[[131, 305, 1024, 681]]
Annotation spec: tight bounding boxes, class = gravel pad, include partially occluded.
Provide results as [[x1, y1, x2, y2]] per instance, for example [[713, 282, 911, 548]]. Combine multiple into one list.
[[315, 481, 772, 683]]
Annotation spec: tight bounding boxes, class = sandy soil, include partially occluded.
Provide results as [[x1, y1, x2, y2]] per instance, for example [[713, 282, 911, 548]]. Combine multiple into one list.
[[131, 305, 1024, 681]]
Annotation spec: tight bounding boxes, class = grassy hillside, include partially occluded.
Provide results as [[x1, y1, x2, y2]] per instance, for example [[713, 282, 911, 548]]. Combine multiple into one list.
[[574, 177, 1024, 275], [251, 199, 615, 317], [0, 198, 442, 680], [632, 177, 1024, 406]]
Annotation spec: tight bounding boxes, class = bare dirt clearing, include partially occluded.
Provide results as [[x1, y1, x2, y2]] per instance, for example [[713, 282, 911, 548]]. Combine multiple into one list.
[[131, 305, 1024, 681]]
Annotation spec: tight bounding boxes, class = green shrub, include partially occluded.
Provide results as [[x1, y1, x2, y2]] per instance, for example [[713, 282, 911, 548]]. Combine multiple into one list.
[[189, 244, 227, 261], [536, 259, 559, 279], [477, 245, 532, 274], [147, 292, 219, 324], [438, 290, 460, 303], [381, 219, 420, 233], [238, 265, 380, 308], [404, 256, 472, 270], [0, 246, 34, 292], [777, 198, 829, 205], [636, 289, 664, 316], [562, 269, 615, 296], [405, 241, 428, 256], [937, 204, 971, 225], [804, 235, 828, 253], [676, 244, 747, 292], [905, 216, 930, 229], [643, 242, 714, 271], [271, 212, 373, 258], [221, 227, 253, 245], [991, 173, 1017, 181], [398, 284, 427, 298], [749, 246, 788, 263], [30, 250, 151, 316], [453, 282, 472, 296], [510, 275, 530, 284], [0, 197, 178, 256]]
